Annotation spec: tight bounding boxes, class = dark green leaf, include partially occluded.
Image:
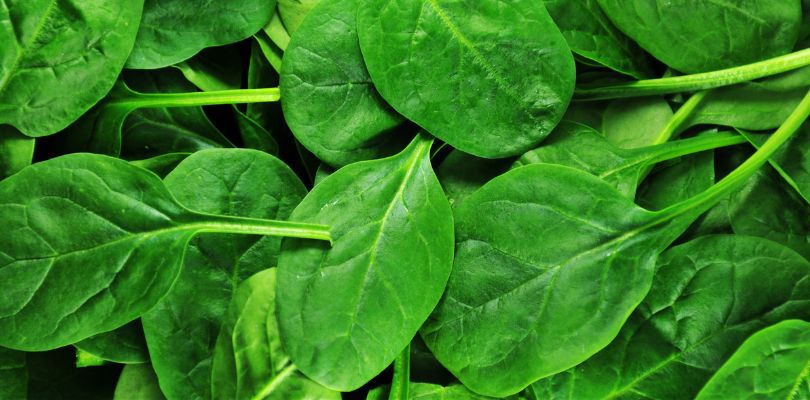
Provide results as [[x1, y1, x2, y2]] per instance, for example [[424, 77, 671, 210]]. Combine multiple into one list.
[[114, 364, 166, 400], [142, 149, 307, 400], [357, 0, 575, 158], [277, 134, 454, 390], [598, 0, 802, 73], [75, 321, 149, 365], [696, 320, 810, 400], [127, 0, 275, 69], [0, 347, 26, 399], [0, 1, 143, 136], [0, 126, 34, 179], [0, 153, 329, 351], [531, 235, 810, 399]]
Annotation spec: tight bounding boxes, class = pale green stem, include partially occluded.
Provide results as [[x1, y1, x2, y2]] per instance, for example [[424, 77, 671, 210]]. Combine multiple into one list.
[[388, 344, 411, 400], [114, 88, 280, 108], [252, 364, 297, 400], [652, 91, 708, 145], [190, 212, 332, 243], [575, 48, 810, 100], [658, 88, 810, 220]]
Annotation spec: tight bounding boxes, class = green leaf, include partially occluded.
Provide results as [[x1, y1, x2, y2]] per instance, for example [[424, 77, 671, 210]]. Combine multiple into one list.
[[277, 134, 454, 390], [142, 149, 307, 400], [280, 0, 408, 168], [129, 153, 192, 179], [0, 153, 330, 351], [127, 0, 276, 69], [696, 320, 810, 400], [531, 235, 810, 399], [235, 107, 280, 156], [0, 125, 34, 179], [436, 150, 513, 207], [0, 1, 143, 137], [543, 0, 652, 78], [636, 152, 715, 210], [687, 66, 810, 131], [0, 347, 26, 399], [277, 0, 321, 35], [264, 10, 291, 51], [728, 167, 810, 260], [741, 127, 810, 205], [598, 0, 802, 73], [421, 163, 712, 396], [211, 269, 340, 400], [75, 321, 149, 365], [114, 364, 166, 400], [601, 97, 673, 148], [513, 122, 743, 198], [357, 0, 575, 158]]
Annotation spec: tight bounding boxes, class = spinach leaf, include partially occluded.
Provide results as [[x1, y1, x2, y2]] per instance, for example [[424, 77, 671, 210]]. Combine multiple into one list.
[[741, 128, 810, 204], [436, 150, 513, 207], [543, 0, 652, 78], [530, 235, 810, 399], [142, 148, 307, 400], [696, 320, 810, 400], [173, 46, 243, 92], [211, 269, 340, 400], [127, 0, 275, 69], [0, 126, 34, 179], [597, 0, 802, 73], [0, 0, 143, 136], [0, 347, 26, 399], [277, 134, 454, 391], [366, 383, 492, 400], [727, 166, 810, 260], [636, 152, 715, 210], [601, 96, 673, 148], [278, 0, 321, 35], [687, 66, 810, 131], [357, 0, 575, 158], [75, 321, 150, 365], [513, 122, 743, 198], [264, 10, 291, 51], [129, 153, 192, 179], [0, 153, 329, 351], [280, 0, 408, 168], [114, 364, 166, 400]]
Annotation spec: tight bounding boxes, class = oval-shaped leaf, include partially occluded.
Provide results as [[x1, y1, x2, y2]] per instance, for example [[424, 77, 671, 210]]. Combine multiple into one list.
[[531, 235, 810, 399], [0, 154, 329, 351], [422, 164, 700, 396], [597, 0, 802, 73], [143, 149, 307, 400], [127, 0, 276, 69], [696, 320, 810, 400], [280, 0, 407, 168], [357, 0, 575, 158], [277, 134, 454, 390], [0, 0, 143, 136]]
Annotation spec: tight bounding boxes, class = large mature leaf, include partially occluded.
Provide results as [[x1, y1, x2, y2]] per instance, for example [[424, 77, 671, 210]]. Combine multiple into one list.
[[277, 134, 454, 390], [0, 0, 143, 136], [530, 235, 810, 399], [143, 149, 307, 400], [280, 0, 407, 168], [211, 269, 340, 400], [0, 347, 26, 399], [598, 0, 802, 73], [422, 164, 707, 396], [75, 321, 149, 365], [357, 0, 575, 158], [127, 0, 275, 69], [0, 126, 34, 179], [696, 320, 810, 400], [114, 364, 166, 400], [0, 154, 329, 351], [543, 0, 652, 78]]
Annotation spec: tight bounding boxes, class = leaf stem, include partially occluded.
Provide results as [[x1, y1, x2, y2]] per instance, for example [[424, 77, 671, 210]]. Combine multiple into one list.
[[575, 48, 810, 100], [652, 91, 708, 145], [388, 344, 410, 400], [189, 212, 332, 243], [115, 88, 281, 108], [659, 88, 810, 219]]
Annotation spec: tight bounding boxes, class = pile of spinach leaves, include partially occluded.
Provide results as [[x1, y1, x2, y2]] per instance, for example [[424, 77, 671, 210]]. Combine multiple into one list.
[[2, 1, 810, 399]]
